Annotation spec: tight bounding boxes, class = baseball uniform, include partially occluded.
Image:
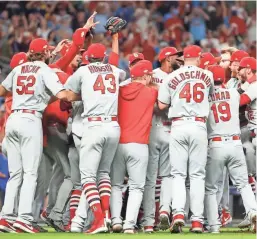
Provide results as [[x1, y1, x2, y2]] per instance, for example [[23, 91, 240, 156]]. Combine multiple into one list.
[[66, 61, 125, 232], [142, 68, 172, 228], [158, 65, 214, 225], [205, 86, 257, 231], [0, 61, 64, 226], [110, 82, 158, 231]]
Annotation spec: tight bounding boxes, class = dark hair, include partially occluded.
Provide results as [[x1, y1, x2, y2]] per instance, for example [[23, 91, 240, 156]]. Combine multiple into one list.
[[130, 59, 142, 67], [88, 57, 104, 63], [214, 81, 223, 86], [28, 52, 45, 62]]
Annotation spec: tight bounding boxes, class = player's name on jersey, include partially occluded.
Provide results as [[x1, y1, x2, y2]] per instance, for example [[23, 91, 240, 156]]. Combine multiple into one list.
[[152, 78, 163, 84], [88, 64, 113, 74], [168, 70, 211, 90], [21, 65, 41, 74], [209, 91, 231, 102]]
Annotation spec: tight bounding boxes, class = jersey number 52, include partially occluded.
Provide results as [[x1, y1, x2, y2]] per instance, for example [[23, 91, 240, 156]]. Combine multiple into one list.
[[93, 74, 116, 94], [16, 75, 36, 95]]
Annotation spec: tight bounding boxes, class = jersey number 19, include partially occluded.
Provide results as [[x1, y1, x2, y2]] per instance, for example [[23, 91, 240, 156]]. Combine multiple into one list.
[[211, 102, 231, 123]]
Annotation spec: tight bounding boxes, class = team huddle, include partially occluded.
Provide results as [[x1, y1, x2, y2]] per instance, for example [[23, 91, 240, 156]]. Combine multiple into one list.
[[0, 12, 256, 235]]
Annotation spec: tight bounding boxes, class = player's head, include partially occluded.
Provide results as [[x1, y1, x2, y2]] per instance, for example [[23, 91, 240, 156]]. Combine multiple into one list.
[[219, 47, 237, 69], [28, 38, 52, 64], [159, 47, 182, 71], [229, 50, 249, 74], [80, 51, 89, 66], [87, 43, 106, 63], [199, 53, 218, 69], [183, 45, 202, 66], [10, 52, 27, 69], [238, 57, 257, 82], [128, 53, 144, 69], [130, 60, 153, 85], [208, 65, 225, 86]]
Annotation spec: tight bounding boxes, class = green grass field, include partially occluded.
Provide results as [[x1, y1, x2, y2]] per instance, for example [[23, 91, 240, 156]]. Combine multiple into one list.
[[1, 227, 256, 239]]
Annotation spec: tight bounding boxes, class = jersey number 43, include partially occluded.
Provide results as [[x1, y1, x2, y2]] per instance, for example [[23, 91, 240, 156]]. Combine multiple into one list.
[[93, 74, 116, 94], [16, 75, 36, 95]]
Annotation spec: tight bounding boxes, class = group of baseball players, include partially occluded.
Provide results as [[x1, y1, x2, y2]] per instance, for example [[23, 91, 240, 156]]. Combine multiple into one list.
[[0, 12, 256, 235]]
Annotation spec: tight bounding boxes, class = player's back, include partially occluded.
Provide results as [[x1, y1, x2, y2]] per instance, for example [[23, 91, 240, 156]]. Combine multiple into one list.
[[207, 87, 240, 138], [166, 65, 213, 119], [78, 62, 124, 117], [152, 68, 170, 126], [8, 61, 52, 112]]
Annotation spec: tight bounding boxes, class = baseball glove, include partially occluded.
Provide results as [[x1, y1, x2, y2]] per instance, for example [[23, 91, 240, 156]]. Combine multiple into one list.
[[105, 16, 127, 35]]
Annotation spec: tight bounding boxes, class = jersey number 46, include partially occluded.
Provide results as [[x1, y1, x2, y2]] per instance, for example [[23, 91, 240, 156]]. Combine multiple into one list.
[[93, 74, 116, 94], [179, 83, 204, 103], [16, 75, 36, 95]]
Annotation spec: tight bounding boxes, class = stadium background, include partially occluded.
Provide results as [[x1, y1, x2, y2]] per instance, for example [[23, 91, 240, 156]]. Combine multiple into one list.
[[0, 0, 256, 221]]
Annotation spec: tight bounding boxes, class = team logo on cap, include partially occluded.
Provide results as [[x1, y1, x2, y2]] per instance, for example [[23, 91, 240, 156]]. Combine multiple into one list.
[[19, 60, 24, 64], [204, 61, 210, 66], [134, 53, 138, 57], [165, 52, 171, 56]]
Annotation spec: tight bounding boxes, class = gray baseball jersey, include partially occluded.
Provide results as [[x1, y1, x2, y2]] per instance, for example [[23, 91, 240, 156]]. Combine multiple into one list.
[[2, 61, 64, 112], [65, 62, 126, 117], [158, 65, 214, 119], [207, 87, 241, 138], [244, 81, 257, 130], [119, 78, 131, 86]]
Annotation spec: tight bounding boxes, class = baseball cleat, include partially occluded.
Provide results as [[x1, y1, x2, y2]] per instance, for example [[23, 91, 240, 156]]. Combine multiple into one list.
[[0, 218, 17, 233], [250, 212, 257, 233], [190, 221, 203, 233], [144, 226, 153, 233], [238, 215, 251, 229], [85, 218, 108, 234], [159, 212, 170, 231], [49, 220, 66, 232], [40, 211, 52, 226], [221, 209, 232, 227], [153, 225, 160, 231], [169, 214, 184, 233], [209, 225, 220, 234], [112, 223, 123, 233], [123, 228, 135, 234], [31, 222, 48, 233], [13, 220, 39, 233]]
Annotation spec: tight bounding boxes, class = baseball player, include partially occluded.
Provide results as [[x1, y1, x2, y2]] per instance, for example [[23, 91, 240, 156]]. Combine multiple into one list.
[[119, 52, 145, 87], [142, 47, 181, 232], [69, 33, 121, 233], [0, 38, 71, 233], [199, 53, 218, 70], [205, 65, 257, 233], [65, 42, 126, 234], [158, 45, 214, 233], [110, 60, 158, 234]]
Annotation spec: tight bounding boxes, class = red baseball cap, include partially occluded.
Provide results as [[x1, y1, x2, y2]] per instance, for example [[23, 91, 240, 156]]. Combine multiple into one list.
[[208, 65, 225, 83], [230, 50, 249, 62], [29, 38, 50, 53], [184, 45, 202, 58], [199, 53, 217, 69], [158, 47, 180, 62], [81, 51, 89, 65], [128, 52, 144, 66], [87, 43, 106, 58], [239, 57, 257, 71], [130, 60, 153, 78], [10, 52, 27, 69]]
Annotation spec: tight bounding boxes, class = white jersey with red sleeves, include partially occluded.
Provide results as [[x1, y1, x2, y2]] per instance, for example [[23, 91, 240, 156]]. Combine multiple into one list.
[[65, 62, 126, 117], [244, 80, 257, 130], [152, 68, 170, 127], [1, 61, 64, 113], [158, 65, 214, 119], [207, 87, 240, 138]]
